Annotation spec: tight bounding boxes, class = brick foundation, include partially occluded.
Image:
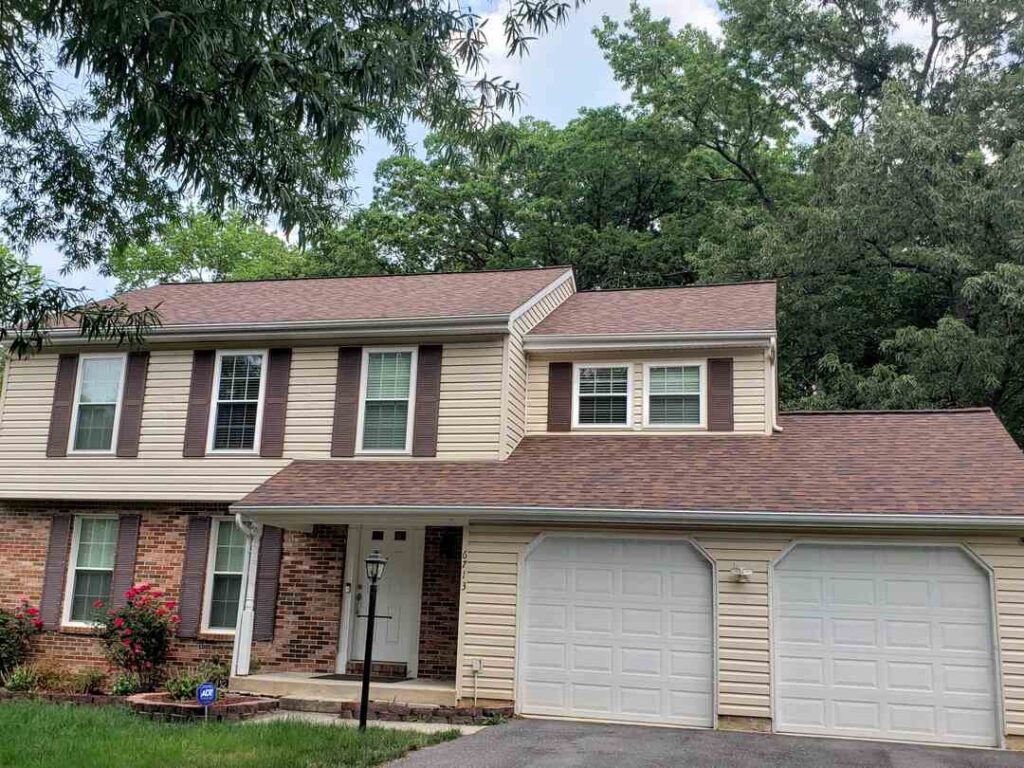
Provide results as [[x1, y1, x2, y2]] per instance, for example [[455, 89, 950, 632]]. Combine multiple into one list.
[[417, 526, 462, 680]]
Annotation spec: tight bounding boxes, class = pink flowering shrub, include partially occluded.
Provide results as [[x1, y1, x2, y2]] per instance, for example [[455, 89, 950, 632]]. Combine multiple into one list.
[[96, 583, 180, 691], [0, 597, 44, 673]]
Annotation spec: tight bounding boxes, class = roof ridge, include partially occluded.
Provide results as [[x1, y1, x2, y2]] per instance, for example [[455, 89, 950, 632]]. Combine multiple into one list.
[[575, 279, 777, 295], [120, 265, 572, 296]]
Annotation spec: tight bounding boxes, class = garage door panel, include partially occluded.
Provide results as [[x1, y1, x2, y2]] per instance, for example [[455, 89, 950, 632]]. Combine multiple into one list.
[[774, 544, 999, 747], [521, 536, 714, 727]]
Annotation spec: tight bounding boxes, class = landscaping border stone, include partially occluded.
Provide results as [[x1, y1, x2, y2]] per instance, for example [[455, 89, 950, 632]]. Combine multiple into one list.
[[128, 692, 279, 722], [280, 696, 511, 725], [0, 689, 126, 707]]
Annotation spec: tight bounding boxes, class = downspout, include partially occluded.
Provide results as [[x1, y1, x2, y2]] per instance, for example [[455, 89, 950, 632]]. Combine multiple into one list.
[[230, 513, 262, 678], [769, 336, 783, 433]]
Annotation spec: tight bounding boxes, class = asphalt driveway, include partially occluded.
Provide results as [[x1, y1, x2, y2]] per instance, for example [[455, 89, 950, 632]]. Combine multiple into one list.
[[387, 718, 1024, 768]]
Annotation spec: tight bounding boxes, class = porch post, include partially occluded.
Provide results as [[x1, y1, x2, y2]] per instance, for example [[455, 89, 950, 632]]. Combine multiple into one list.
[[231, 514, 262, 677]]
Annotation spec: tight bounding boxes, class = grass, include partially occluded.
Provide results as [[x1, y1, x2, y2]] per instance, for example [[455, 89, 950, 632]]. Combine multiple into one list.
[[0, 701, 458, 768]]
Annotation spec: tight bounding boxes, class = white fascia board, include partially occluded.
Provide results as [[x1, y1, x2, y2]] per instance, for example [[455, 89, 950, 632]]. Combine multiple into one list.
[[522, 330, 776, 352], [229, 503, 1024, 530]]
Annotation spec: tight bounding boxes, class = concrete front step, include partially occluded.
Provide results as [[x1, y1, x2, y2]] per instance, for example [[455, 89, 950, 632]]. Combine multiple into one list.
[[229, 673, 458, 706]]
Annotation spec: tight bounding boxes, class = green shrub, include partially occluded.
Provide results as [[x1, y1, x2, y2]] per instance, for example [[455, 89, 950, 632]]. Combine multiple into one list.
[[65, 669, 106, 695], [0, 598, 43, 674], [164, 660, 230, 701], [3, 663, 42, 692], [110, 673, 141, 697], [164, 669, 203, 701], [96, 582, 179, 691]]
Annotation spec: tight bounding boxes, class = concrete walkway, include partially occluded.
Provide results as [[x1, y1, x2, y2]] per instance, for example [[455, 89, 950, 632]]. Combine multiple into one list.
[[385, 718, 1024, 768]]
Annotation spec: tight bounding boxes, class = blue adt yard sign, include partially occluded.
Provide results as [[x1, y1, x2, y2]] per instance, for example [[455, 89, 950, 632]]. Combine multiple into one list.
[[197, 682, 217, 706]]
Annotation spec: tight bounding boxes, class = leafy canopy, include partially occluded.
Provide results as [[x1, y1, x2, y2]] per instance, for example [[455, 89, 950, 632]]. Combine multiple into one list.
[[0, 0, 585, 347]]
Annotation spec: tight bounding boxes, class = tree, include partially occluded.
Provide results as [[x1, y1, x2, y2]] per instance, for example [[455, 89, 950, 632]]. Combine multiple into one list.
[[106, 210, 311, 291], [0, 0, 586, 345]]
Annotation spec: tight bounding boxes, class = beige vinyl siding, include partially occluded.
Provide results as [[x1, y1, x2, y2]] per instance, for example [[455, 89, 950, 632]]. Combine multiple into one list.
[[459, 524, 1024, 735], [503, 278, 576, 457], [0, 340, 505, 501], [436, 341, 505, 461], [524, 347, 769, 435]]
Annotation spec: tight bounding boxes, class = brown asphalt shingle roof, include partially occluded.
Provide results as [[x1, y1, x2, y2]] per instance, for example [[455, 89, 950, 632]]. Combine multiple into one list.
[[529, 281, 777, 336], [237, 409, 1024, 516], [101, 267, 571, 327]]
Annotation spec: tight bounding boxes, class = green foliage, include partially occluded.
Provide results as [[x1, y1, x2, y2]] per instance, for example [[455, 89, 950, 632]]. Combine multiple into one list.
[[0, 598, 43, 674], [107, 209, 312, 291], [96, 583, 179, 692], [63, 669, 107, 696], [164, 659, 230, 701], [3, 663, 44, 692], [109, 673, 141, 697], [0, 700, 458, 768]]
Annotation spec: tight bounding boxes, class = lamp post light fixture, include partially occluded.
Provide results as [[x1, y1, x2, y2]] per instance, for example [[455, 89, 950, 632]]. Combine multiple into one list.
[[358, 549, 388, 732]]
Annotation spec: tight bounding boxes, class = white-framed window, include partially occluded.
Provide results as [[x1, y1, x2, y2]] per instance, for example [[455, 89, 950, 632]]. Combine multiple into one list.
[[643, 362, 706, 428], [202, 518, 246, 633], [572, 363, 633, 428], [207, 350, 268, 453], [62, 516, 119, 626], [356, 347, 418, 454], [69, 353, 127, 453]]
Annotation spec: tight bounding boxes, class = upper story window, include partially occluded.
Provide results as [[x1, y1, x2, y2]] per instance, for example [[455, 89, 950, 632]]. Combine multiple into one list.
[[70, 354, 126, 453], [574, 364, 632, 428], [63, 516, 119, 625], [202, 518, 246, 633], [358, 348, 417, 453], [645, 363, 705, 428], [208, 351, 267, 452]]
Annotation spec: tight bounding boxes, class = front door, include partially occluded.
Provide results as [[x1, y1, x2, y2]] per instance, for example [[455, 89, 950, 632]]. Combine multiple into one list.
[[350, 527, 424, 674]]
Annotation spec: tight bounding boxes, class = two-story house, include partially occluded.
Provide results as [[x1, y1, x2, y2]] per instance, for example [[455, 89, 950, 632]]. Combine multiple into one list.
[[1, 266, 1024, 749]]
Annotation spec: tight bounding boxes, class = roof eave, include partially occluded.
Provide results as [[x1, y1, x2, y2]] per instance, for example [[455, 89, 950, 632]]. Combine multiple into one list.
[[41, 313, 513, 346], [229, 503, 1024, 530], [522, 329, 777, 352]]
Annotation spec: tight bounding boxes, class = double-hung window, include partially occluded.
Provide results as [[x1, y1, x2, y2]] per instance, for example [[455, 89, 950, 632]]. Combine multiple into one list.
[[64, 516, 119, 625], [645, 363, 704, 427], [208, 351, 267, 452], [70, 354, 127, 453], [202, 519, 246, 633], [574, 364, 632, 427], [358, 348, 417, 453]]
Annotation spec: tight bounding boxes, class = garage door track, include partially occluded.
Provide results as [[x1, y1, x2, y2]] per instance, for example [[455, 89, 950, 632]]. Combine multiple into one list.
[[388, 719, 1024, 767]]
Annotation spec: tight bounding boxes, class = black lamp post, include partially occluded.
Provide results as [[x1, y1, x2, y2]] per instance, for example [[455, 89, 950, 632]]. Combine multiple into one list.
[[358, 549, 388, 732]]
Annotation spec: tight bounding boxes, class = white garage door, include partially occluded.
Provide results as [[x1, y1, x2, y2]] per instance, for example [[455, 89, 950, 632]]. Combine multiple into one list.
[[774, 544, 1000, 747], [519, 536, 714, 726]]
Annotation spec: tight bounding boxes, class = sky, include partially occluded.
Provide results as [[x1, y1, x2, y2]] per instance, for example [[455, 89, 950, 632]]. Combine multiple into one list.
[[27, 0, 719, 300]]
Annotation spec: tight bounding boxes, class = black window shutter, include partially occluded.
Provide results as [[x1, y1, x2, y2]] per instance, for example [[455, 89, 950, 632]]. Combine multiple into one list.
[[39, 515, 73, 630], [252, 526, 283, 641], [177, 516, 212, 638]]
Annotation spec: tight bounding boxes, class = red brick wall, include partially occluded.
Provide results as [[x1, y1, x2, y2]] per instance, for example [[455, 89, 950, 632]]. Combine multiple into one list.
[[252, 524, 346, 673], [0, 502, 347, 678], [417, 526, 462, 680]]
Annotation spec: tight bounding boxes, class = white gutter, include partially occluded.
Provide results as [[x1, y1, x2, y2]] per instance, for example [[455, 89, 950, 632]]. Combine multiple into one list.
[[523, 330, 776, 352], [43, 313, 512, 346], [229, 503, 1024, 530]]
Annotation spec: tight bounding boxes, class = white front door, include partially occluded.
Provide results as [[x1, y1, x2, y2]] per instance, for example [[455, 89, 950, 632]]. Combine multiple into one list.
[[350, 527, 424, 674], [773, 544, 1000, 747], [519, 535, 715, 727]]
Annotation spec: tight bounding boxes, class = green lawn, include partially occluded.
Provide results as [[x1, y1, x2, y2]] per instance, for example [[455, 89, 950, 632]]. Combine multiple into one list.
[[0, 701, 458, 768]]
